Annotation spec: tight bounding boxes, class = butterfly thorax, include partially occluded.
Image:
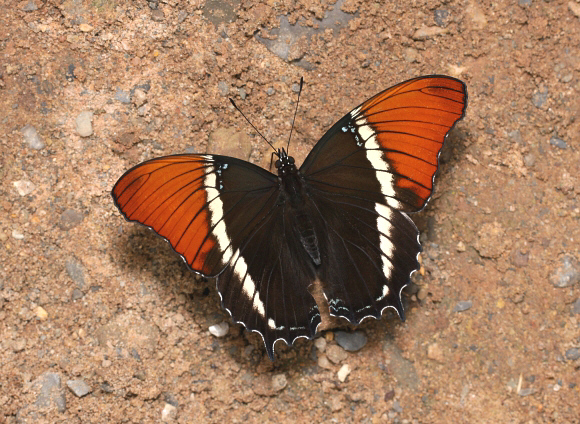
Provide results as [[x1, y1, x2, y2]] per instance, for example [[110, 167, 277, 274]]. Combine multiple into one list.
[[275, 148, 321, 266]]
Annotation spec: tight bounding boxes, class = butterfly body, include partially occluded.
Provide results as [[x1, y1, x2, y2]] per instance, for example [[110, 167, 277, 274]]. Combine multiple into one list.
[[112, 76, 468, 359]]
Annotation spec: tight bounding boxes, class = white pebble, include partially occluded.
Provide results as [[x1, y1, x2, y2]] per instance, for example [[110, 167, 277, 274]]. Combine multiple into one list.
[[13, 180, 36, 196], [21, 124, 45, 150], [208, 321, 229, 337], [75, 111, 93, 137], [161, 403, 177, 422], [337, 364, 351, 382], [12, 229, 25, 240]]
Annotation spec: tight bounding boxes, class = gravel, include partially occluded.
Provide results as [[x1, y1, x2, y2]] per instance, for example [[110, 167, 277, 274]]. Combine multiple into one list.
[[550, 256, 579, 288], [454, 300, 473, 312], [208, 321, 229, 337], [335, 331, 367, 352], [75, 111, 93, 137], [67, 379, 92, 397], [21, 124, 45, 149]]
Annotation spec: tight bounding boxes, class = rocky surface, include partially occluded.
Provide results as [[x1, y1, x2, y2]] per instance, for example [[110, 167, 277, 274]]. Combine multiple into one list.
[[1, 0, 579, 422]]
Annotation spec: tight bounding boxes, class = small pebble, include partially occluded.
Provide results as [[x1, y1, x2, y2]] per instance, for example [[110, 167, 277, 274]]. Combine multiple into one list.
[[532, 88, 548, 108], [456, 241, 466, 252], [518, 388, 534, 396], [75, 111, 93, 137], [22, 0, 38, 11], [115, 88, 131, 104], [335, 331, 367, 352], [72, 288, 84, 300], [550, 256, 579, 288], [393, 400, 403, 413], [13, 339, 27, 352], [21, 124, 45, 150], [565, 348, 580, 361], [13, 180, 36, 196], [161, 403, 177, 422], [66, 258, 86, 288], [549, 136, 567, 149], [208, 321, 229, 337], [317, 354, 333, 370], [434, 9, 449, 27], [66, 379, 92, 397], [266, 87, 275, 96], [572, 298, 580, 314], [35, 306, 48, 320], [523, 153, 535, 167], [337, 364, 351, 382], [427, 343, 445, 363], [326, 344, 348, 364], [217, 81, 229, 96], [34, 372, 66, 412], [60, 209, 84, 230], [132, 88, 147, 107], [313, 337, 327, 352], [271, 373, 287, 392], [11, 229, 24, 240], [79, 23, 93, 32], [454, 300, 473, 312]]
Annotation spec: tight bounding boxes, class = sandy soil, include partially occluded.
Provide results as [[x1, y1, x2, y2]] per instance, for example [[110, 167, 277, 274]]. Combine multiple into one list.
[[1, 0, 579, 422]]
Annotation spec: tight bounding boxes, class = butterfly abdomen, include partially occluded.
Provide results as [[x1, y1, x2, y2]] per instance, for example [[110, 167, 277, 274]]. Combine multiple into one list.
[[294, 212, 321, 266]]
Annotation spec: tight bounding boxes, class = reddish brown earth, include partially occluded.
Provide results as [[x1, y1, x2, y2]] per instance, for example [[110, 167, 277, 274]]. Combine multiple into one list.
[[1, 0, 579, 423]]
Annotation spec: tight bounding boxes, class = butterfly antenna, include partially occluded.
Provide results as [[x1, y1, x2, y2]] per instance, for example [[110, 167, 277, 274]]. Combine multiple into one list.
[[229, 98, 277, 153], [286, 76, 304, 154]]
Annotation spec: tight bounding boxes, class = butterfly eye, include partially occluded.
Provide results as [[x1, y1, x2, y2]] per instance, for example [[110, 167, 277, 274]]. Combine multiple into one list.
[[275, 160, 281, 168], [288, 157, 295, 165]]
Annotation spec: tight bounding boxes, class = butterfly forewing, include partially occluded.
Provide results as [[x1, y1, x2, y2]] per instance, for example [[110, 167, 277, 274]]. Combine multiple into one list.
[[301, 76, 467, 212]]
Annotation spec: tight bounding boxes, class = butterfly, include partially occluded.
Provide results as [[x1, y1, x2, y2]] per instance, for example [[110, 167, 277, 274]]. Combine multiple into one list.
[[112, 75, 468, 360]]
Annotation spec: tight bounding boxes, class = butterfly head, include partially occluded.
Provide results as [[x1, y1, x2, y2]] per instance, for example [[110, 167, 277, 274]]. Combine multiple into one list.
[[274, 148, 297, 177]]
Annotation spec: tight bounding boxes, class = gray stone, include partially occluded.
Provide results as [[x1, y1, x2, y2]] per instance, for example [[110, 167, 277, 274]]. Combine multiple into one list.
[[72, 288, 84, 300], [22, 0, 39, 11], [115, 88, 131, 103], [75, 111, 93, 137], [217, 81, 229, 96], [66, 258, 85, 288], [532, 88, 548, 108], [34, 372, 66, 412], [335, 331, 367, 352], [67, 379, 92, 397], [549, 136, 567, 149], [518, 388, 535, 396], [550, 256, 579, 288], [434, 9, 449, 27], [21, 124, 45, 149], [565, 348, 580, 361], [60, 209, 84, 230], [572, 298, 580, 314], [454, 300, 473, 312]]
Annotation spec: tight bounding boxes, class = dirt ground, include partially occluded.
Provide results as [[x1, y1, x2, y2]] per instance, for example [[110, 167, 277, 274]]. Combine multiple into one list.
[[1, 0, 579, 422]]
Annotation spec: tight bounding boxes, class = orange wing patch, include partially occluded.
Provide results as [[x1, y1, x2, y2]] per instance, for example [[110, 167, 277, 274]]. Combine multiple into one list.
[[357, 77, 467, 210], [112, 155, 216, 274]]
